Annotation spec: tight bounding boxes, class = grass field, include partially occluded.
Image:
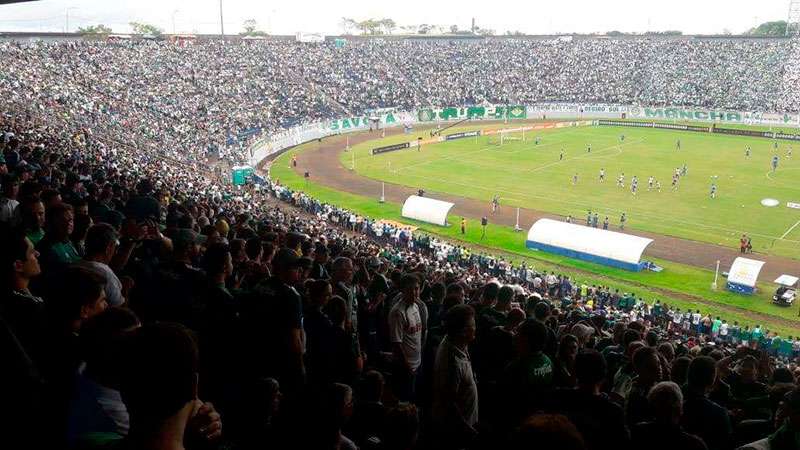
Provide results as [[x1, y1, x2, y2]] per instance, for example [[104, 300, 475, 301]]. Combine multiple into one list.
[[343, 123, 800, 259], [270, 136, 800, 337]]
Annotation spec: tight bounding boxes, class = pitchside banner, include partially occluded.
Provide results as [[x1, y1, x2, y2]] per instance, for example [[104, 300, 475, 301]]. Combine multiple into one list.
[[417, 105, 526, 122], [445, 130, 481, 140], [371, 142, 409, 155], [527, 104, 800, 127], [598, 120, 800, 141], [329, 111, 403, 132], [629, 106, 800, 126]]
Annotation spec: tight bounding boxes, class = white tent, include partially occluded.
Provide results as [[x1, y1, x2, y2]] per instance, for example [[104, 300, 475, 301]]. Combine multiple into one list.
[[727, 257, 766, 294], [525, 218, 653, 271], [401, 195, 455, 226], [775, 275, 799, 286]]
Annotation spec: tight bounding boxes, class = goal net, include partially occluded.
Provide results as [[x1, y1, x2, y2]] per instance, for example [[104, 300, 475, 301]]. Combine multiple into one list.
[[487, 128, 526, 146]]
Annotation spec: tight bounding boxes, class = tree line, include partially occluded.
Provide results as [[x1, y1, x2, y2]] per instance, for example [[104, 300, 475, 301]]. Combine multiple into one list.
[[73, 18, 793, 38]]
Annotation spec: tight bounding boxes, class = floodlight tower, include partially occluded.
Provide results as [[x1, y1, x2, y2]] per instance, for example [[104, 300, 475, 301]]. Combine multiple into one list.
[[788, 0, 800, 36]]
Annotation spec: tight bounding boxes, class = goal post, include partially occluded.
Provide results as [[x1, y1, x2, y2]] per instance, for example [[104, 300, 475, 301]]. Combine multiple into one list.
[[486, 126, 529, 146], [501, 130, 525, 144]]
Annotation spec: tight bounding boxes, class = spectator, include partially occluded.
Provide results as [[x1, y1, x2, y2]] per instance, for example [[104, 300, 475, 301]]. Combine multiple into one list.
[[431, 304, 478, 449], [511, 414, 586, 450], [631, 381, 707, 450], [240, 248, 305, 393], [19, 197, 46, 245], [68, 307, 140, 443], [0, 228, 45, 362], [348, 370, 388, 448], [382, 403, 420, 450], [389, 273, 425, 401], [626, 346, 663, 427], [739, 387, 800, 450], [501, 318, 554, 427], [113, 323, 218, 450], [37, 202, 81, 272], [683, 356, 733, 450], [0, 228, 46, 448], [76, 223, 125, 307], [552, 349, 629, 450], [553, 334, 579, 389], [0, 173, 19, 223]]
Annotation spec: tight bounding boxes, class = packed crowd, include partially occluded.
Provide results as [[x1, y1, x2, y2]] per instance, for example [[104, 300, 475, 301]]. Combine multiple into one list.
[[1, 37, 799, 169], [3, 35, 800, 450], [4, 96, 800, 450]]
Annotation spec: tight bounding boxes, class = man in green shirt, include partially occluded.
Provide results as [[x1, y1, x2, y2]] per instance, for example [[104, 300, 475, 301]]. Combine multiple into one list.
[[772, 335, 783, 357], [729, 321, 741, 345], [19, 198, 46, 245], [711, 317, 722, 338], [37, 202, 81, 273], [653, 300, 663, 322], [501, 319, 554, 428], [741, 326, 752, 347], [780, 337, 794, 359]]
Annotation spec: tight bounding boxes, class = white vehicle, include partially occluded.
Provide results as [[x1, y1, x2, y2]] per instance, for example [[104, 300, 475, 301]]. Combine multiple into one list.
[[773, 275, 798, 306]]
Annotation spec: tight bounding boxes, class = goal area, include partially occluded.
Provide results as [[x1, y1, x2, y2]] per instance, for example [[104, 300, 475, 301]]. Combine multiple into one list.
[[486, 128, 527, 146]]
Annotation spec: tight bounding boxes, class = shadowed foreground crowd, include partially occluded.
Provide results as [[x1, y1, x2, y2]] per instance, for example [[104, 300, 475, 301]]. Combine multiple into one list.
[[3, 35, 800, 449], [3, 109, 800, 450]]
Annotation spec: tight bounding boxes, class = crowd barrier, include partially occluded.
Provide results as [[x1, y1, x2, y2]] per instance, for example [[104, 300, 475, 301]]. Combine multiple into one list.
[[597, 119, 800, 141]]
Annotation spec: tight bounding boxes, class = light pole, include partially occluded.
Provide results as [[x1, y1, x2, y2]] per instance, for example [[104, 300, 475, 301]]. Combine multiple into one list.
[[219, 0, 225, 37], [65, 7, 79, 33], [171, 10, 180, 35]]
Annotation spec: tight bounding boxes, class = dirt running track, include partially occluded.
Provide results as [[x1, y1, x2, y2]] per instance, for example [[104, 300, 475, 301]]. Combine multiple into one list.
[[292, 124, 799, 284]]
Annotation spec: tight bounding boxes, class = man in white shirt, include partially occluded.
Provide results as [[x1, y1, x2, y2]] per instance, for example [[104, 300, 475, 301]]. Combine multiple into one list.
[[719, 320, 729, 342], [671, 308, 682, 332], [389, 274, 425, 401], [76, 223, 126, 307], [0, 174, 20, 224], [691, 310, 702, 334]]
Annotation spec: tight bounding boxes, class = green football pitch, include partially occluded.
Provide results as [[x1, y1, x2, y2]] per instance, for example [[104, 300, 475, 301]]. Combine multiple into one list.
[[343, 123, 800, 259]]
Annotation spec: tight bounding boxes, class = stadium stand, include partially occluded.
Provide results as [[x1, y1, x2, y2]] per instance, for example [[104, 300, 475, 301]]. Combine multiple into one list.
[[2, 36, 800, 450]]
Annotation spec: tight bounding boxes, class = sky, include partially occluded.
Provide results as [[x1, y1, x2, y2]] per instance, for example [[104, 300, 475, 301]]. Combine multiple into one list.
[[0, 0, 792, 36]]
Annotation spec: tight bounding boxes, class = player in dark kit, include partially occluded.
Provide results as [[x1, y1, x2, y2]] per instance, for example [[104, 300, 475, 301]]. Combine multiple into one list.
[[676, 139, 681, 150]]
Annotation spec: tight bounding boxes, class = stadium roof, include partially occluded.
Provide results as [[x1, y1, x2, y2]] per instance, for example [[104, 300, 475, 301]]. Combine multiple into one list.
[[0, 1, 38, 4]]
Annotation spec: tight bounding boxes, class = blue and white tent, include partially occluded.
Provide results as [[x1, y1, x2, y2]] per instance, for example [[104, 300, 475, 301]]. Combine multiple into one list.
[[727, 257, 766, 294], [525, 219, 653, 271]]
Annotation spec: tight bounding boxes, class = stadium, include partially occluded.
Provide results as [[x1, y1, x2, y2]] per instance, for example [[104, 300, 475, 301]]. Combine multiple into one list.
[[3, 1, 800, 449]]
